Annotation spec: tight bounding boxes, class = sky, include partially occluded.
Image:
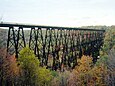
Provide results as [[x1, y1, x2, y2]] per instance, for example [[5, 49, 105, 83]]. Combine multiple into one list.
[[0, 0, 115, 27]]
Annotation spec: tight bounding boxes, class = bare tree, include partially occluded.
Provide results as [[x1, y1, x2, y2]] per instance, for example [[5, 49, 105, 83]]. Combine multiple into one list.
[[0, 14, 3, 23]]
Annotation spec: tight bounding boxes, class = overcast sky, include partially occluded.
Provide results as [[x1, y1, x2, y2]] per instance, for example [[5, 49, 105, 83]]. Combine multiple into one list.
[[0, 0, 115, 27]]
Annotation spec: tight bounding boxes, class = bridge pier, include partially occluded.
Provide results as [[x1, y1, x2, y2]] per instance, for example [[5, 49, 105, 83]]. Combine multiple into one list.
[[7, 27, 26, 58]]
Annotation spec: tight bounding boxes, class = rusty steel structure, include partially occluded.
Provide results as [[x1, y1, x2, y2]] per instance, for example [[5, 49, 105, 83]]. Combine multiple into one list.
[[0, 23, 105, 70]]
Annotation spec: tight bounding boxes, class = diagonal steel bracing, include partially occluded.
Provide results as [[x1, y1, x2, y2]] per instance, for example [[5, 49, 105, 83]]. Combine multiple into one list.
[[0, 23, 105, 70]]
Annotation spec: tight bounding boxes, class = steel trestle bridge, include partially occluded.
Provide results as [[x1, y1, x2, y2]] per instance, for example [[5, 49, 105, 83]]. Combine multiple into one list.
[[0, 23, 105, 70]]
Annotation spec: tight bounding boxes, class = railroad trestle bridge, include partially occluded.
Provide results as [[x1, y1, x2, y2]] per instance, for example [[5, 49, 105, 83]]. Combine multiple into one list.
[[0, 23, 105, 70]]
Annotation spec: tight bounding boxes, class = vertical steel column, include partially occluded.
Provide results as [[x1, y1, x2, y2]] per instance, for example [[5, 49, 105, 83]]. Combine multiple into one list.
[[7, 27, 26, 58], [63, 29, 67, 66], [7, 27, 17, 56], [17, 27, 26, 57], [43, 28, 51, 66], [47, 28, 56, 69], [36, 28, 43, 60], [29, 28, 37, 54]]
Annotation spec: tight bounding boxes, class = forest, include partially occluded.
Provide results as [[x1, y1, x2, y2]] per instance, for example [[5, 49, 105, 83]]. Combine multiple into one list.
[[0, 26, 115, 86]]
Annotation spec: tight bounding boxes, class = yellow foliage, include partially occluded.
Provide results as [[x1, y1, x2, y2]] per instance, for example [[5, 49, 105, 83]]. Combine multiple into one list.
[[68, 55, 108, 86], [74, 55, 93, 74], [91, 64, 108, 85]]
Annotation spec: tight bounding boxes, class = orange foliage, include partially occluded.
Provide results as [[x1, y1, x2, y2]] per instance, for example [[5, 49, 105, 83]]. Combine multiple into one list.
[[3, 54, 20, 79], [67, 55, 108, 86], [0, 48, 20, 81]]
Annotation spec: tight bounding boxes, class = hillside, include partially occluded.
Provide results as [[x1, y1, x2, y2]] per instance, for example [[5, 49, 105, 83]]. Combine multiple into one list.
[[0, 29, 7, 48]]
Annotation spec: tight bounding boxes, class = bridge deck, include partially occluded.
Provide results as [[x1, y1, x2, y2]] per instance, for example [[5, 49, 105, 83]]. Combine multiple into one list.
[[0, 22, 105, 31]]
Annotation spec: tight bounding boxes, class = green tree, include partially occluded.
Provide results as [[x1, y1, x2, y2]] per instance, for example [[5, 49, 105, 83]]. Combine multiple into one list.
[[102, 28, 115, 54], [97, 27, 115, 85], [18, 47, 52, 86]]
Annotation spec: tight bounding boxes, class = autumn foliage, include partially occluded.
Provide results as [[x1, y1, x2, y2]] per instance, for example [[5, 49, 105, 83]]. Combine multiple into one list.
[[0, 48, 20, 85], [67, 55, 108, 86], [3, 55, 20, 79], [0, 27, 114, 86]]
